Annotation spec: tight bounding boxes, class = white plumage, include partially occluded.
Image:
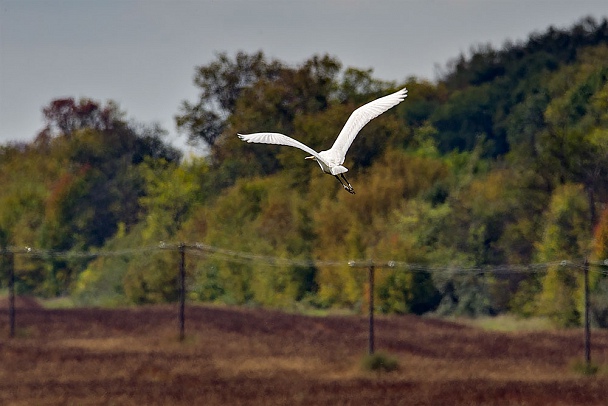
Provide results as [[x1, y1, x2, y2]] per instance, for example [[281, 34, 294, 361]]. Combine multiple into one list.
[[238, 87, 408, 194]]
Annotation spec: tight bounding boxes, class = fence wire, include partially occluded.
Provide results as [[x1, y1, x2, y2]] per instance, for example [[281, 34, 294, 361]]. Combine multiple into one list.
[[2, 242, 606, 274]]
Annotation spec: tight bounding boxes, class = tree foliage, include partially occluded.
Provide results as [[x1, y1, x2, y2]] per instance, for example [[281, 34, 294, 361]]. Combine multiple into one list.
[[0, 98, 180, 295], [2, 18, 608, 325]]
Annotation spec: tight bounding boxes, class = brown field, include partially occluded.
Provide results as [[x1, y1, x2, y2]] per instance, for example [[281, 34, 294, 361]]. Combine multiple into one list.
[[2, 301, 608, 405]]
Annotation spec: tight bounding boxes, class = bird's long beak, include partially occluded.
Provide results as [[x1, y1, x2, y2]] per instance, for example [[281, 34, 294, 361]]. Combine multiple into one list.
[[305, 156, 314, 160]]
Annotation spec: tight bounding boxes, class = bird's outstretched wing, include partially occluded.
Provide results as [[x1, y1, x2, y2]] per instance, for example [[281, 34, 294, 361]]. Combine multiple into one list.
[[327, 87, 408, 163], [238, 132, 322, 160]]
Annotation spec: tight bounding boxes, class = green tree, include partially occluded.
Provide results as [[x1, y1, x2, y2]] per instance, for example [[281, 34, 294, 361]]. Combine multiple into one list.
[[176, 51, 284, 149], [589, 208, 608, 327], [122, 158, 204, 303], [0, 97, 180, 296], [536, 184, 591, 327]]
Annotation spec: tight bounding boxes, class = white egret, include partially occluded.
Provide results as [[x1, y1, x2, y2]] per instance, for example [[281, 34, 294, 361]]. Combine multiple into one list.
[[238, 87, 408, 194]]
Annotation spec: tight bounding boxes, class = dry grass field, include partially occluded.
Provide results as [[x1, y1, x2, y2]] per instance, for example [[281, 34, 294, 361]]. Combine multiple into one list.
[[2, 299, 608, 405]]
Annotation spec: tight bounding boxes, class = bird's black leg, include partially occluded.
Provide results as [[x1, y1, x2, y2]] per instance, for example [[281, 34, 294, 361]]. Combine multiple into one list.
[[334, 175, 347, 189], [341, 174, 355, 194], [338, 174, 355, 194]]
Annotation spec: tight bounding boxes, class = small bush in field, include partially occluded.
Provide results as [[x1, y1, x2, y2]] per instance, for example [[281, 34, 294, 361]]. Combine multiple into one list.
[[571, 359, 599, 376], [361, 352, 399, 373]]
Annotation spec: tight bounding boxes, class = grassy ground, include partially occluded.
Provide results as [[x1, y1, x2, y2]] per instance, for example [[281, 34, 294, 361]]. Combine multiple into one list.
[[1, 301, 608, 405], [454, 314, 555, 332]]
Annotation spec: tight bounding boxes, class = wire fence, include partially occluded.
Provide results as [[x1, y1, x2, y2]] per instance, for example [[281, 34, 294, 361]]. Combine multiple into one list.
[[1, 242, 608, 366], [2, 242, 605, 271]]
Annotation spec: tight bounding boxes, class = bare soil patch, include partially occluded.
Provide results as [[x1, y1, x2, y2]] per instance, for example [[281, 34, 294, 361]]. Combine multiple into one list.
[[1, 304, 608, 405]]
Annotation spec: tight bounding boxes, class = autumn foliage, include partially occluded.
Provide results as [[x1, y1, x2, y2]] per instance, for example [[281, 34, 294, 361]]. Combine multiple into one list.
[[1, 18, 607, 326]]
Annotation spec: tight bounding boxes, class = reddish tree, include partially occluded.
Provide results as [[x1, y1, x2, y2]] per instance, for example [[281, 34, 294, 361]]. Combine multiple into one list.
[[38, 98, 118, 138]]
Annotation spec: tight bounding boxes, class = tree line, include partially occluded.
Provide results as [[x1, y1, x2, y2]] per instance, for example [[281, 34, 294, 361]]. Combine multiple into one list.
[[1, 17, 607, 327]]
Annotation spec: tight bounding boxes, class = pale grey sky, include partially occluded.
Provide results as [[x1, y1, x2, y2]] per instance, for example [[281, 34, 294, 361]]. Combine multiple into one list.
[[1, 0, 606, 151]]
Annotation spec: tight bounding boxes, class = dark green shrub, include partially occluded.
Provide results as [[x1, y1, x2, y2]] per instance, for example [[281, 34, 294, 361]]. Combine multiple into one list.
[[361, 352, 399, 373]]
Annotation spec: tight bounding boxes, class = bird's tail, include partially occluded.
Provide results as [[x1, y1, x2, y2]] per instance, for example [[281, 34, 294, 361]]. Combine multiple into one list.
[[330, 166, 348, 175]]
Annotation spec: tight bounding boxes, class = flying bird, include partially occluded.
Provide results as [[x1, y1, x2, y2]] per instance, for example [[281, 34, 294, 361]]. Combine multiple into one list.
[[238, 87, 408, 194]]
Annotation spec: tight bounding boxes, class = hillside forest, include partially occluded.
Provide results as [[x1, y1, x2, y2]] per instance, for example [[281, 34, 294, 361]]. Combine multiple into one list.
[[1, 17, 608, 327]]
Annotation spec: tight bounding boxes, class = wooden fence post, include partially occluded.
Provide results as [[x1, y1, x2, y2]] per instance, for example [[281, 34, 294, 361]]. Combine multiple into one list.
[[8, 251, 15, 339], [584, 258, 590, 367], [179, 243, 186, 341]]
